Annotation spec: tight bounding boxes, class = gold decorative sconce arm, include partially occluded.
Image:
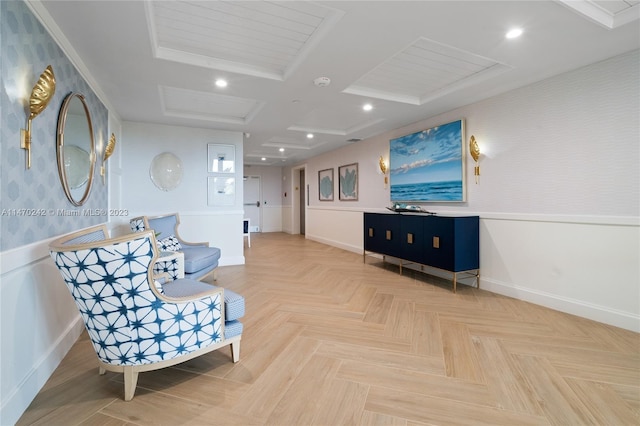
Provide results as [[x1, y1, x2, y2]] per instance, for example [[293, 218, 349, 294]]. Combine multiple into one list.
[[20, 65, 56, 169], [469, 135, 480, 184], [379, 156, 389, 187], [101, 133, 116, 184]]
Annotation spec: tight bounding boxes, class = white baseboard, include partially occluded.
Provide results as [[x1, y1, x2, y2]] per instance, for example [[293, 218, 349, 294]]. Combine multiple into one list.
[[306, 234, 361, 254], [219, 256, 245, 266], [261, 227, 283, 233], [0, 317, 84, 426], [482, 277, 640, 332]]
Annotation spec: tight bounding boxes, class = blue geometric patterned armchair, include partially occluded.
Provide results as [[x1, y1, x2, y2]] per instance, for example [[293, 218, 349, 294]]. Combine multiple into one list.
[[49, 225, 244, 401], [130, 213, 221, 281]]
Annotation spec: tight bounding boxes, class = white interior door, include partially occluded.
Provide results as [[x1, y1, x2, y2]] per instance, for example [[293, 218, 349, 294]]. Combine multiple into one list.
[[243, 176, 261, 232]]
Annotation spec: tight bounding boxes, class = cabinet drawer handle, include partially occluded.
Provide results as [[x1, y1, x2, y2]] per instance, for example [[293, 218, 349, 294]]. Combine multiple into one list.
[[407, 233, 414, 244], [386, 230, 392, 240], [433, 236, 440, 249], [368, 228, 374, 237]]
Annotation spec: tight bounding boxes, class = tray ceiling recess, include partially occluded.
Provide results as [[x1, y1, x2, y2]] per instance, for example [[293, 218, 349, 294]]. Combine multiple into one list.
[[343, 37, 512, 106], [159, 85, 264, 124], [557, 0, 639, 29], [261, 135, 326, 152], [145, 1, 344, 81]]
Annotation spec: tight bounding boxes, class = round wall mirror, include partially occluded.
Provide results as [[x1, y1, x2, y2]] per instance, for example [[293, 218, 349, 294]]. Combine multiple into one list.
[[56, 93, 95, 206]]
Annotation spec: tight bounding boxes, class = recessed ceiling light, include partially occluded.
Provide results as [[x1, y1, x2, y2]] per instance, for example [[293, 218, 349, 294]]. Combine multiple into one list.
[[307, 133, 314, 139], [261, 157, 266, 161], [363, 103, 373, 111], [505, 28, 523, 39], [215, 78, 228, 88], [279, 148, 285, 152]]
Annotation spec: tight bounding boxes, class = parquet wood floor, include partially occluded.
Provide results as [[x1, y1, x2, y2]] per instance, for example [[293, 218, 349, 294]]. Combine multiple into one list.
[[18, 233, 639, 425]]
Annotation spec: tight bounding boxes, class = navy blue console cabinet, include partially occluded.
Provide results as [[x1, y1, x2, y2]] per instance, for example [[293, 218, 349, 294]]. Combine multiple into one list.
[[363, 212, 480, 292]]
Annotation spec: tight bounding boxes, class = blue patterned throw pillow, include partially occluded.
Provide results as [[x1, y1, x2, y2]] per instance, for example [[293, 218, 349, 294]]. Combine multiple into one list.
[[157, 235, 182, 252]]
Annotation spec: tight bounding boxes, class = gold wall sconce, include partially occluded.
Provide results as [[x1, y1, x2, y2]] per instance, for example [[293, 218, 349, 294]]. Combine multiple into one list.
[[101, 133, 116, 184], [20, 65, 56, 169], [379, 156, 388, 188], [469, 135, 480, 183]]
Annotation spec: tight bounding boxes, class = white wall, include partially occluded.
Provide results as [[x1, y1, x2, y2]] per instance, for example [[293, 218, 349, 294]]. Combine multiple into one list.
[[243, 165, 284, 232], [117, 122, 245, 266], [0, 241, 86, 425], [285, 50, 640, 332]]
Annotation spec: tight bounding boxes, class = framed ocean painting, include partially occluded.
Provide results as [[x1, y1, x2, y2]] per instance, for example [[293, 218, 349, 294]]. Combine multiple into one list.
[[390, 119, 465, 202], [339, 163, 358, 201], [318, 168, 334, 201]]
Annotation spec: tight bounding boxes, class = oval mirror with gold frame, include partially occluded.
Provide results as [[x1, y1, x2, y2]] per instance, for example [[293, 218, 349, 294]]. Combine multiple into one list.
[[56, 92, 95, 206]]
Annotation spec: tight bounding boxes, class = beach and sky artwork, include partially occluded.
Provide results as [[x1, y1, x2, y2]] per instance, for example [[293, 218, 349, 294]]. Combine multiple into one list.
[[390, 119, 465, 202]]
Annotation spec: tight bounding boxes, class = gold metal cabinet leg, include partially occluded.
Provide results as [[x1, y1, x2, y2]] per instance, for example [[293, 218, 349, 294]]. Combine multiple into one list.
[[453, 272, 457, 293]]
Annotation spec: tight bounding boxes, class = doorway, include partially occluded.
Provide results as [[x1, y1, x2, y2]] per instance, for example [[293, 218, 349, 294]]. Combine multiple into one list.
[[243, 175, 261, 232], [299, 169, 305, 235], [291, 165, 306, 235]]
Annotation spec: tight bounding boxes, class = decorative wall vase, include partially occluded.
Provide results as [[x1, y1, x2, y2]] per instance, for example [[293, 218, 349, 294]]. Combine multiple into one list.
[[150, 152, 183, 191]]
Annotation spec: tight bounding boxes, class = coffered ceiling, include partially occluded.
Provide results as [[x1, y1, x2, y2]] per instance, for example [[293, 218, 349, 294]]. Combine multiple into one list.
[[33, 0, 639, 166]]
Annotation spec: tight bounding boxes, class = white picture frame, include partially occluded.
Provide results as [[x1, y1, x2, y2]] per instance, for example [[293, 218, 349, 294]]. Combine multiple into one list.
[[207, 144, 235, 173], [207, 176, 235, 206]]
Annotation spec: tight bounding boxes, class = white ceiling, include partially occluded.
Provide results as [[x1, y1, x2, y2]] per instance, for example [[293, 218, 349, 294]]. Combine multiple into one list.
[[34, 0, 639, 166]]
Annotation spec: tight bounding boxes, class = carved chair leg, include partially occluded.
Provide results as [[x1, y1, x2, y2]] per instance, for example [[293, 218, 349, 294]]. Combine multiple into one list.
[[231, 341, 241, 363], [123, 367, 139, 401]]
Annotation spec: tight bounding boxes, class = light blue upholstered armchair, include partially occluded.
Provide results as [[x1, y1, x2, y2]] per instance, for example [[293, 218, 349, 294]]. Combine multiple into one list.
[[130, 213, 221, 281], [49, 225, 244, 401]]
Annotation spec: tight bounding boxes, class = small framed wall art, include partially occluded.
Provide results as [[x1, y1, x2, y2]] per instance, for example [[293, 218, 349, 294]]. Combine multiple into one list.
[[318, 168, 334, 201], [207, 176, 235, 206], [339, 163, 358, 201], [207, 144, 235, 173]]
